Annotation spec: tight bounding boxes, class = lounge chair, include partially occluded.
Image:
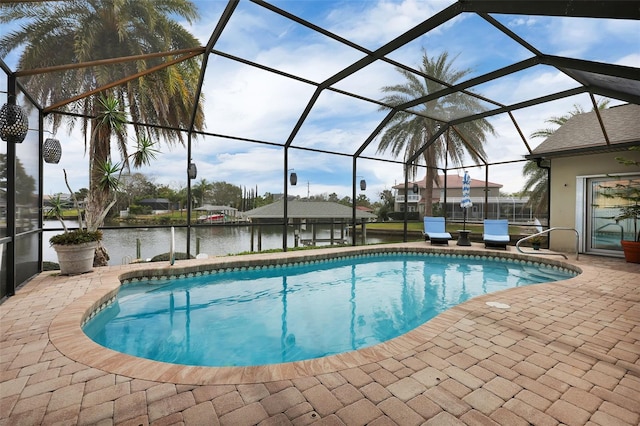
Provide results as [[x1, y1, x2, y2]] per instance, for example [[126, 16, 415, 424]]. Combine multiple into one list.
[[483, 219, 510, 249], [423, 217, 452, 245]]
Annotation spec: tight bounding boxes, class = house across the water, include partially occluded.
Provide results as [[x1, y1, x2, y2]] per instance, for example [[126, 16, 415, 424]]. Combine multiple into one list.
[[393, 175, 534, 223]]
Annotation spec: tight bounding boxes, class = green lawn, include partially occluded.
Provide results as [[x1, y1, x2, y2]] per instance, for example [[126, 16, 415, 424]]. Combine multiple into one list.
[[50, 209, 532, 236], [58, 209, 81, 219]]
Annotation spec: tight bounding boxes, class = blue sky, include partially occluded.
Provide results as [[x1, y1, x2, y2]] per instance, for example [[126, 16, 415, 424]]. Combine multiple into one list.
[[2, 0, 639, 199]]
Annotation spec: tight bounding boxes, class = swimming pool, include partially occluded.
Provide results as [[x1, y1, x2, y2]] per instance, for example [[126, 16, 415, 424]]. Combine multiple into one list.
[[83, 251, 576, 367]]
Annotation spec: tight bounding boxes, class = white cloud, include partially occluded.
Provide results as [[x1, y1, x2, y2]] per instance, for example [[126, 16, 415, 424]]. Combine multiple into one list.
[[602, 18, 640, 40], [332, 59, 406, 99], [478, 66, 578, 106], [200, 62, 316, 143], [616, 53, 640, 68], [5, 0, 634, 201], [507, 17, 538, 28], [550, 18, 602, 58], [325, 0, 455, 47]]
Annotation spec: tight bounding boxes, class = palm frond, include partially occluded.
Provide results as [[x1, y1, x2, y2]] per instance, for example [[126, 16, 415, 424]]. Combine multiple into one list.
[[96, 160, 122, 193], [377, 50, 494, 183], [130, 136, 160, 168]]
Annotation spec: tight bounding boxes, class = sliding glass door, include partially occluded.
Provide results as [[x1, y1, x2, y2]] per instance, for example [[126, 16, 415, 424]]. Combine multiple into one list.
[[586, 175, 639, 255]]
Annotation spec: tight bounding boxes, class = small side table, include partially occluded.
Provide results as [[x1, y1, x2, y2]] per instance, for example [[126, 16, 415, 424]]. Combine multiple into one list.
[[457, 230, 471, 246]]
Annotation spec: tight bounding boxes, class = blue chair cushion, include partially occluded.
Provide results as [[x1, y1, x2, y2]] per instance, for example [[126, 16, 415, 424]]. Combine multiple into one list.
[[483, 234, 510, 242]]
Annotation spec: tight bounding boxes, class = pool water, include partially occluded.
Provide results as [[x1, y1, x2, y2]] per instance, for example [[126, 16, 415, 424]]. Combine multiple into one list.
[[83, 253, 576, 367]]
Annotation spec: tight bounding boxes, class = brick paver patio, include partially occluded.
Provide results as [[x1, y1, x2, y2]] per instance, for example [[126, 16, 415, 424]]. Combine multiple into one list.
[[1, 243, 639, 425]]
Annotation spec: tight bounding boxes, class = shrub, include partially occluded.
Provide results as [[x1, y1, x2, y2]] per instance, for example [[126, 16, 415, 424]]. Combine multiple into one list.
[[43, 261, 60, 271], [49, 229, 102, 245], [529, 234, 546, 244], [128, 204, 153, 215], [150, 252, 195, 262], [388, 211, 420, 221]]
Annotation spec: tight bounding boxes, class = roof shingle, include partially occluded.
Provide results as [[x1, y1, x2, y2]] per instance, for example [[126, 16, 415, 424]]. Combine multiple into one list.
[[530, 103, 640, 158]]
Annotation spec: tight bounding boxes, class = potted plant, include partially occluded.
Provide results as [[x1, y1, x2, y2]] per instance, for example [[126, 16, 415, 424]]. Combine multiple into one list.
[[47, 190, 102, 275], [49, 230, 103, 275], [47, 94, 159, 269], [603, 148, 640, 263], [529, 234, 545, 250]]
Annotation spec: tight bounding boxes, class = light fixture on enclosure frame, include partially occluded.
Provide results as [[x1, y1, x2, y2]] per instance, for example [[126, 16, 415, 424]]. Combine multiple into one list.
[[357, 176, 366, 191], [43, 131, 62, 164], [413, 183, 419, 194], [188, 162, 197, 179], [0, 95, 29, 144], [288, 169, 297, 186]]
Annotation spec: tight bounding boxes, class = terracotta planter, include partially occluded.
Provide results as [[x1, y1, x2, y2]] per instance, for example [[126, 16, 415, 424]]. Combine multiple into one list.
[[53, 241, 99, 275], [621, 240, 640, 263]]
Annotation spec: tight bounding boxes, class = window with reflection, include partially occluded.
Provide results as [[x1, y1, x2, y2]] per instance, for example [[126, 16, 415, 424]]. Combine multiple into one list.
[[590, 175, 640, 251]]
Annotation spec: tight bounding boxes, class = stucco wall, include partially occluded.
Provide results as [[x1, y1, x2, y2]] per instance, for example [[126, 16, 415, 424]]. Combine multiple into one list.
[[549, 149, 640, 253]]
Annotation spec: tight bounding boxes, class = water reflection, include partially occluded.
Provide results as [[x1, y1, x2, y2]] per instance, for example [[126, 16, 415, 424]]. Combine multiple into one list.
[[85, 254, 575, 366], [43, 221, 390, 265]]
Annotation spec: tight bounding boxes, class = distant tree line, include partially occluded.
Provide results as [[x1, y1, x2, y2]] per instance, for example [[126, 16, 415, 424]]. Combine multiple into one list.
[[45, 172, 397, 220]]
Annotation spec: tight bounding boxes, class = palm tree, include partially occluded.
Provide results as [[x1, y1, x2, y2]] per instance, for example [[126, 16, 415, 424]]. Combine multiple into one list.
[[524, 100, 610, 217], [377, 50, 495, 217], [520, 160, 549, 218], [0, 0, 205, 263], [192, 178, 213, 208], [530, 102, 608, 139]]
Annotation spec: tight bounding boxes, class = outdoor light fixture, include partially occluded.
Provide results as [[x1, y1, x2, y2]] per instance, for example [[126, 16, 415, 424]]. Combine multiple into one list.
[[412, 183, 419, 194], [0, 102, 29, 144], [356, 176, 366, 191], [188, 162, 197, 179], [356, 175, 366, 191], [289, 169, 297, 186], [43, 137, 62, 164]]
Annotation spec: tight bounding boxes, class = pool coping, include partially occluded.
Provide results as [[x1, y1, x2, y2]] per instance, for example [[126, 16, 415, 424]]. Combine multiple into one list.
[[48, 243, 585, 385]]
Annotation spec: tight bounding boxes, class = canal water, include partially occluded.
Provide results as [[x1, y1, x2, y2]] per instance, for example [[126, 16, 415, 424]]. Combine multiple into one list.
[[43, 222, 398, 266]]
